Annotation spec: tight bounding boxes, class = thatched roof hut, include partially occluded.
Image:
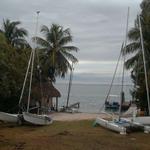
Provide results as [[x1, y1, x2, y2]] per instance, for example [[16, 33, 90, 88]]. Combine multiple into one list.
[[41, 81, 61, 111], [29, 81, 61, 112], [42, 81, 61, 98]]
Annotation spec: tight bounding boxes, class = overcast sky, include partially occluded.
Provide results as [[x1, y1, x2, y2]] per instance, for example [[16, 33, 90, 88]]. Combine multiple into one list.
[[0, 0, 142, 83]]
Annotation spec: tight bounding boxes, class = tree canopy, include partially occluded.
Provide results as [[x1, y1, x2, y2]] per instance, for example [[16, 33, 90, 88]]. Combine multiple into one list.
[[123, 0, 150, 114], [0, 37, 30, 112], [0, 19, 79, 112], [34, 23, 79, 82], [0, 19, 29, 49]]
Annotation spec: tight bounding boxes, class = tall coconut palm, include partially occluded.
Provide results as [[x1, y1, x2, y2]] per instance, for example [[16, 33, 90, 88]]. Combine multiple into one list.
[[0, 19, 29, 48], [33, 24, 79, 81]]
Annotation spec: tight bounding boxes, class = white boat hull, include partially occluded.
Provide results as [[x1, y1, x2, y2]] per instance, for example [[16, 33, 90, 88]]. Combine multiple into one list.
[[23, 112, 53, 125], [122, 116, 150, 125], [0, 112, 18, 123], [95, 117, 126, 135]]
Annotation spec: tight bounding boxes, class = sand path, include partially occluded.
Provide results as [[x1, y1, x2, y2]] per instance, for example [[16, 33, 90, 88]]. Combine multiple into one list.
[[50, 112, 111, 121]]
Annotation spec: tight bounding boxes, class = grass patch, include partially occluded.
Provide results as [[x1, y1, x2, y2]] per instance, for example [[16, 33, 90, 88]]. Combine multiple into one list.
[[0, 120, 150, 150]]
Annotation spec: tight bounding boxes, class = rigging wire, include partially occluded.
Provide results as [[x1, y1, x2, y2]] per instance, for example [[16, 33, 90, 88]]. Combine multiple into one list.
[[98, 46, 122, 113], [99, 7, 130, 115]]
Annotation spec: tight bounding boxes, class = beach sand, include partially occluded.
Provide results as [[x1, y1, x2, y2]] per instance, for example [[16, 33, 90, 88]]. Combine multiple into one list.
[[50, 112, 111, 121]]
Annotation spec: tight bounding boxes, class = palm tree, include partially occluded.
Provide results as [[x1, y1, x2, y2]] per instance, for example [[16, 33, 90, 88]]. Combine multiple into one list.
[[0, 19, 29, 48], [34, 23, 79, 81], [124, 0, 150, 69], [123, 0, 150, 113]]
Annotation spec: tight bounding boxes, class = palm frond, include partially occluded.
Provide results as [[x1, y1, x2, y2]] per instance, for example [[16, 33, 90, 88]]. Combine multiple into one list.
[[123, 42, 141, 55], [128, 27, 140, 41], [16, 27, 28, 37], [41, 25, 50, 34], [61, 46, 79, 52], [55, 52, 72, 77], [32, 36, 50, 48], [61, 51, 78, 63], [125, 52, 141, 69], [59, 36, 73, 46], [12, 38, 30, 49], [63, 28, 71, 36], [2, 19, 28, 48], [11, 21, 21, 27]]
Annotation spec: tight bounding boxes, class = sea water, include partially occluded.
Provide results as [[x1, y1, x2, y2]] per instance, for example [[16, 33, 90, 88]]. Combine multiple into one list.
[[55, 83, 133, 113]]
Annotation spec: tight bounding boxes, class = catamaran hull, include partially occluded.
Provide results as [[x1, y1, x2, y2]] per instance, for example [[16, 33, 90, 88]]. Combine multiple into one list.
[[95, 117, 126, 135], [123, 116, 150, 125], [23, 112, 53, 125], [0, 112, 18, 123]]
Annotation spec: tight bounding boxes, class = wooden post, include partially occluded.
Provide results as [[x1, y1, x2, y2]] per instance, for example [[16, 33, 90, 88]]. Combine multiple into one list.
[[56, 97, 58, 112]]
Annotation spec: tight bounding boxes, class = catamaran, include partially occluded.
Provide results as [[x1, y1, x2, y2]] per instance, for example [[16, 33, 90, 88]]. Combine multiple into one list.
[[94, 8, 150, 134]]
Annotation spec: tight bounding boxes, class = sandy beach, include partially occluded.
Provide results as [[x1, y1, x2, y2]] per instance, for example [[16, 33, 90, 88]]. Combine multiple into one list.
[[50, 112, 111, 121]]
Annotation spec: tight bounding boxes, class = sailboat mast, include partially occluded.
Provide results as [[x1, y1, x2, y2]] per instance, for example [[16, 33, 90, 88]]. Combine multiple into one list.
[[19, 51, 33, 106], [27, 11, 40, 112], [66, 62, 74, 108], [121, 7, 129, 93], [138, 15, 150, 115], [119, 7, 129, 120]]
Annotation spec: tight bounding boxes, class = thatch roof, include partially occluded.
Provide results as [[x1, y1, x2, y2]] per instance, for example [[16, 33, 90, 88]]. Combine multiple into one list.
[[42, 81, 61, 98], [21, 81, 61, 106]]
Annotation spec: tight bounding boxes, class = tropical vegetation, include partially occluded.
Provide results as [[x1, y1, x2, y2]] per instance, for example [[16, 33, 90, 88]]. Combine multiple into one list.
[[123, 0, 150, 114], [0, 20, 78, 112], [0, 19, 29, 49], [0, 32, 30, 112], [34, 23, 78, 82]]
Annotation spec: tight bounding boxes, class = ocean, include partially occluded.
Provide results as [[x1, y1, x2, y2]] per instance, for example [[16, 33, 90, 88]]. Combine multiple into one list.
[[55, 83, 133, 113]]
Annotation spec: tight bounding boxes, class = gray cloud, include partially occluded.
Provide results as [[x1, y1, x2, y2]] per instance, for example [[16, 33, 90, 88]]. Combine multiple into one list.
[[0, 0, 142, 76]]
